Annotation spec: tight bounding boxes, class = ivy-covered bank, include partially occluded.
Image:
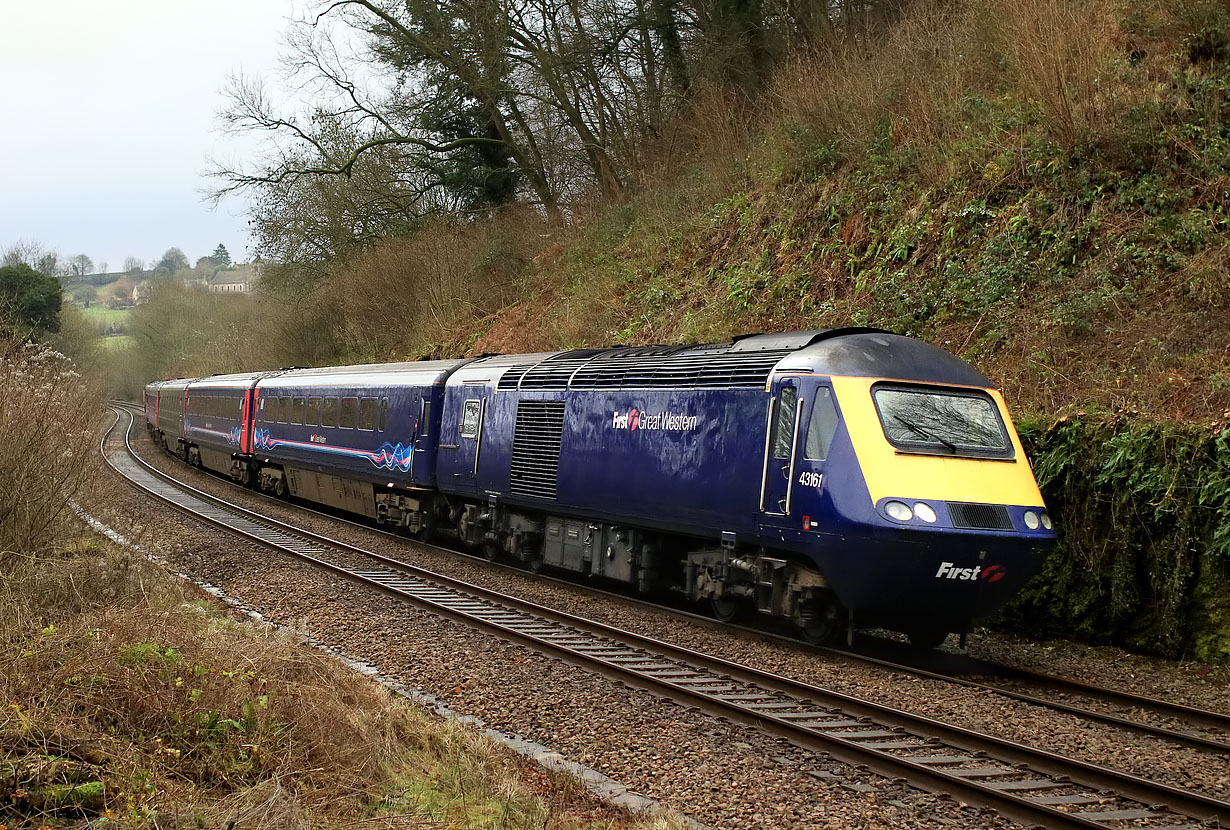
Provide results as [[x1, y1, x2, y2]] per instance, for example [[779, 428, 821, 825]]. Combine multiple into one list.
[[995, 418, 1230, 661]]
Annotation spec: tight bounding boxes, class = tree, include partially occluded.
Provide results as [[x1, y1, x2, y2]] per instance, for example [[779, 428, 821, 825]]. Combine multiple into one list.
[[67, 254, 95, 282], [156, 247, 190, 274], [0, 264, 62, 339], [211, 244, 232, 267], [3, 241, 61, 279], [124, 256, 145, 274]]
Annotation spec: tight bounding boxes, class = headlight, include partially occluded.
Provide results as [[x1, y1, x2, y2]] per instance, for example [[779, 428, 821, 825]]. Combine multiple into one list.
[[914, 502, 937, 523], [1040, 512, 1053, 530], [1023, 510, 1040, 530], [885, 500, 913, 521]]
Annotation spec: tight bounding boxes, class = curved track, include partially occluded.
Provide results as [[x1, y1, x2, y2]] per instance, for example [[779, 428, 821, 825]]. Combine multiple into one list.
[[104, 405, 1228, 830]]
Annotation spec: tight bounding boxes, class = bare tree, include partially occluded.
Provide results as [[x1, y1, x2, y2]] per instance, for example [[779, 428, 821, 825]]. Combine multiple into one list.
[[67, 254, 95, 282]]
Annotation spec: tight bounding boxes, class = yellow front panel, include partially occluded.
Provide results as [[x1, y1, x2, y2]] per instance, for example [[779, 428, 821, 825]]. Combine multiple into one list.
[[829, 376, 1046, 508]]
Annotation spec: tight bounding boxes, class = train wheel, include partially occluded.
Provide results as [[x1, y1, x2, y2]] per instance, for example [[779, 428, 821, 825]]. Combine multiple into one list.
[[526, 555, 544, 574], [416, 508, 436, 543], [273, 476, 288, 500], [481, 540, 501, 562], [711, 594, 743, 623], [906, 628, 949, 649], [801, 602, 840, 646]]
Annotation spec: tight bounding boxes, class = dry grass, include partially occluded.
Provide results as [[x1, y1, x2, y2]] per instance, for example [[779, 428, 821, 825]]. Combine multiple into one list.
[[331, 210, 548, 360], [769, 0, 1140, 161], [1, 537, 686, 829]]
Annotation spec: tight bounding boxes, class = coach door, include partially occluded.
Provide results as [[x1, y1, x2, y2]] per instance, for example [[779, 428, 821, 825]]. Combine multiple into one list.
[[760, 379, 802, 517]]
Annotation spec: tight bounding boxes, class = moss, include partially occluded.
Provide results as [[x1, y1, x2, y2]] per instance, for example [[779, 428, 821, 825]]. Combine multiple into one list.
[[36, 780, 106, 812], [994, 418, 1230, 659]]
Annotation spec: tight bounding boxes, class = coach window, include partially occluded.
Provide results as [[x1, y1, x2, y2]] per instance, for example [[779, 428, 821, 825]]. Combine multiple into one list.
[[771, 386, 799, 459], [358, 398, 376, 431], [804, 388, 840, 461], [275, 397, 286, 423], [379, 398, 389, 431], [460, 400, 482, 438], [306, 397, 322, 425], [291, 397, 305, 424], [322, 397, 339, 428], [340, 397, 358, 429]]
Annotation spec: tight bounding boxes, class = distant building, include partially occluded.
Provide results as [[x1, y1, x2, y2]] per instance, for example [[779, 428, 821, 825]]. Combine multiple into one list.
[[132, 283, 152, 304], [206, 265, 257, 294]]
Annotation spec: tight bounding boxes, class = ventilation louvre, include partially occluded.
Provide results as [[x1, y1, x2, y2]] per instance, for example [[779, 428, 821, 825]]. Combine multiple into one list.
[[496, 363, 535, 390], [509, 400, 566, 499], [947, 502, 1014, 531], [497, 347, 792, 391]]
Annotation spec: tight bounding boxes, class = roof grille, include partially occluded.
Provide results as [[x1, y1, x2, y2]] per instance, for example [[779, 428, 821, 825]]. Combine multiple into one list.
[[947, 502, 1014, 531], [509, 400, 566, 500], [518, 350, 606, 390], [496, 363, 536, 391], [569, 349, 792, 389]]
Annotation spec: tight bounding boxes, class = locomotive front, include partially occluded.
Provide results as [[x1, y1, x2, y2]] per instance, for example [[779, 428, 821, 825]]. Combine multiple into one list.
[[755, 333, 1056, 645]]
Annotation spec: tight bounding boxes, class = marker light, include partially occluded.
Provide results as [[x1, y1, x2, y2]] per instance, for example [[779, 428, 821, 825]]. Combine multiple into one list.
[[885, 500, 914, 521], [1023, 510, 1040, 530], [914, 503, 937, 523], [1040, 512, 1053, 530]]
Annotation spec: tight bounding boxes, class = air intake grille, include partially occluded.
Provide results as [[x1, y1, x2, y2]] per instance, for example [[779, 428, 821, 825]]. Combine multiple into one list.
[[518, 351, 605, 389], [947, 502, 1014, 531], [509, 400, 566, 499], [571, 349, 793, 389], [496, 363, 535, 390]]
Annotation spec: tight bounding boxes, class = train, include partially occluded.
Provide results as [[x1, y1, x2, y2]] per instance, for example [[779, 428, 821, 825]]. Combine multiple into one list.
[[143, 328, 1056, 646]]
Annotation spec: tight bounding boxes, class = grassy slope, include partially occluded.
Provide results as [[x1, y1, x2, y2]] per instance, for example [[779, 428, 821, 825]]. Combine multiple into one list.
[[1, 535, 681, 829], [453, 0, 1229, 424]]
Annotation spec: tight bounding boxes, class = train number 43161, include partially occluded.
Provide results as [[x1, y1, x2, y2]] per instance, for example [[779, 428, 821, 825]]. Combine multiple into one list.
[[798, 471, 823, 488]]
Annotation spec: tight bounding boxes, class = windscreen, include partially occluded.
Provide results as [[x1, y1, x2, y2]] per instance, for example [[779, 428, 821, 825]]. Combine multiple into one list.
[[872, 385, 1012, 458]]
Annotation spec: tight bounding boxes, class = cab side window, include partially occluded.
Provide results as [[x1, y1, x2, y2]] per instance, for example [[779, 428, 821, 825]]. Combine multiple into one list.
[[771, 386, 799, 459], [804, 387, 840, 461]]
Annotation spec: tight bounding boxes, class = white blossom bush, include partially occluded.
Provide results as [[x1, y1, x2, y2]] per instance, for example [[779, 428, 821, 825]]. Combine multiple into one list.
[[0, 339, 103, 560]]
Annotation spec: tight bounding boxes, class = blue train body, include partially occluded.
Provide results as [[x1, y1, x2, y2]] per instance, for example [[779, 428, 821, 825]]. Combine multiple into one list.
[[146, 329, 1056, 645]]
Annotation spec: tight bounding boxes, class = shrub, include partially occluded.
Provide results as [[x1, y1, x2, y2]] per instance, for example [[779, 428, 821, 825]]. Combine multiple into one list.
[[0, 340, 103, 562]]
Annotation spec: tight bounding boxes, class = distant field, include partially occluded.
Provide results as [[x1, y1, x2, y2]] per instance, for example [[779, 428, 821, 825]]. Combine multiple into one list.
[[99, 334, 135, 350], [79, 306, 131, 325]]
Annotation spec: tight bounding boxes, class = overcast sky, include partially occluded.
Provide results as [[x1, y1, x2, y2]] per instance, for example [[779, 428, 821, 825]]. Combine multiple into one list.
[[0, 1, 304, 271]]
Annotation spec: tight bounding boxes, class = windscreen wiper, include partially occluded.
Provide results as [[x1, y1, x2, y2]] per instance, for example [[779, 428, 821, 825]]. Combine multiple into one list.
[[893, 414, 957, 453]]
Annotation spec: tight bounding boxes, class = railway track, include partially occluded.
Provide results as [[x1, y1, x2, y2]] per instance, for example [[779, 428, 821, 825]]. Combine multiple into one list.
[[104, 404, 1229, 829], [107, 400, 1230, 757]]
